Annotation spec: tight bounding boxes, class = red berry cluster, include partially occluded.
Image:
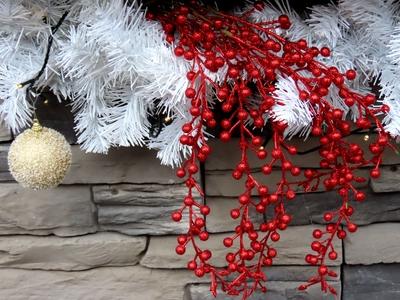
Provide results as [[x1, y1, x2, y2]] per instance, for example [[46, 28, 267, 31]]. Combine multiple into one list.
[[152, 1, 394, 299]]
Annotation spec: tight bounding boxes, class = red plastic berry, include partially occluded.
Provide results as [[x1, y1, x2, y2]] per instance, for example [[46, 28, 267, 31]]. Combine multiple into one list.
[[172, 211, 182, 222], [320, 47, 331, 57], [176, 245, 186, 255], [223, 237, 233, 247]]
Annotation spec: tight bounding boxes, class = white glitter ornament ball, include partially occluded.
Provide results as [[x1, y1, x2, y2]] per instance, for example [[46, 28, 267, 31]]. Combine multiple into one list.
[[8, 120, 72, 190]]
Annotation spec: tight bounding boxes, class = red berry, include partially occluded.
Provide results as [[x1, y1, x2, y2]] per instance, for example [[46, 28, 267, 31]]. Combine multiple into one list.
[[172, 211, 182, 222], [346, 69, 357, 80], [252, 136, 262, 146], [175, 245, 186, 255], [282, 160, 292, 170], [195, 268, 205, 277], [318, 265, 328, 275], [195, 217, 205, 228], [281, 214, 291, 224], [217, 88, 228, 100], [174, 46, 184, 56], [239, 194, 250, 205], [324, 212, 333, 222], [199, 231, 209, 241], [176, 15, 187, 25], [313, 229, 323, 239], [230, 209, 240, 219], [225, 50, 236, 59], [278, 15, 291, 29], [187, 260, 197, 270], [269, 194, 278, 203], [337, 230, 347, 239], [214, 19, 223, 28], [370, 169, 381, 178], [311, 241, 322, 252], [185, 88, 196, 98], [220, 131, 230, 142], [163, 23, 174, 33], [345, 97, 355, 106], [228, 67, 239, 78], [286, 190, 296, 200], [267, 248, 277, 258], [256, 203, 265, 213], [348, 223, 358, 233], [184, 51, 194, 60], [329, 251, 338, 260], [258, 185, 269, 196], [223, 237, 233, 247], [188, 163, 198, 174], [364, 94, 376, 105], [177, 235, 187, 245], [200, 205, 210, 216], [262, 165, 272, 175], [271, 148, 282, 159], [271, 232, 280, 242], [186, 71, 196, 81], [291, 166, 301, 176], [240, 87, 252, 98], [320, 47, 331, 57], [355, 191, 366, 202], [184, 196, 194, 206], [237, 109, 248, 120], [200, 250, 212, 260], [257, 149, 267, 159], [176, 168, 186, 178]]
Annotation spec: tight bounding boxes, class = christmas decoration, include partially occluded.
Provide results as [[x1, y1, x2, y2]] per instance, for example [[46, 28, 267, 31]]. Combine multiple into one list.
[[1, 0, 400, 299], [153, 1, 395, 299], [8, 119, 72, 190]]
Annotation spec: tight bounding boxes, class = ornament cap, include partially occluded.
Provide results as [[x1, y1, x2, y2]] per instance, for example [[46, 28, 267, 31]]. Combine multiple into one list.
[[32, 119, 43, 133]]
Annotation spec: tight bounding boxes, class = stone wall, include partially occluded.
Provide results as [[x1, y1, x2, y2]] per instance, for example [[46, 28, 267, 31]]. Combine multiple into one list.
[[0, 122, 400, 300]]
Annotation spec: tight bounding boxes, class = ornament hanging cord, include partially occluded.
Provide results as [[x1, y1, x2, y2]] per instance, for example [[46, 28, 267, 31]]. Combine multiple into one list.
[[17, 10, 69, 117]]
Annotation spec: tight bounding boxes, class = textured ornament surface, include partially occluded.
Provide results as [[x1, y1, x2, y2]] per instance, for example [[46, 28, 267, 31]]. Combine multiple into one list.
[[8, 126, 72, 190]]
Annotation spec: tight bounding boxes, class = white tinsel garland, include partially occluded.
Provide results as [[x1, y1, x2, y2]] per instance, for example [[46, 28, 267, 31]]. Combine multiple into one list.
[[1, 0, 400, 166]]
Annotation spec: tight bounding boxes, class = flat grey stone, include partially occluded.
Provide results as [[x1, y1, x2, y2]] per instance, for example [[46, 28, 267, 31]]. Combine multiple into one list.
[[93, 183, 190, 205], [186, 281, 341, 300], [262, 266, 340, 282], [140, 225, 342, 268], [62, 145, 192, 185], [95, 182, 201, 235], [206, 135, 400, 171], [0, 145, 13, 181], [266, 189, 400, 226], [205, 169, 369, 197], [370, 165, 400, 192], [0, 233, 146, 271], [0, 183, 96, 236], [0, 123, 11, 142], [344, 223, 400, 265], [98, 205, 189, 235], [343, 264, 400, 300], [206, 197, 264, 233], [0, 266, 202, 300]]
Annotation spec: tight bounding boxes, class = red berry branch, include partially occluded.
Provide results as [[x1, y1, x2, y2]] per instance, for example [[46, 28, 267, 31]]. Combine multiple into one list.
[[150, 1, 395, 299]]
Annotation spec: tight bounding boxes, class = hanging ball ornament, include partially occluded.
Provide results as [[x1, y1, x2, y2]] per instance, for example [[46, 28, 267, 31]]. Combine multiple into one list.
[[8, 119, 72, 190]]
